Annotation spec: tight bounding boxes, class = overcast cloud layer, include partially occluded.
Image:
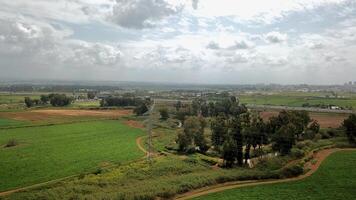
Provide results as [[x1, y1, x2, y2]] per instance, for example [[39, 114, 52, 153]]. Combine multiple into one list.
[[1, 0, 356, 84]]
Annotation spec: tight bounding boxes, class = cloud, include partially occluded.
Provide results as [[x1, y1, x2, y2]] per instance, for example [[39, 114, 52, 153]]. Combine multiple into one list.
[[108, 0, 184, 29], [192, 0, 199, 9], [264, 31, 288, 43], [228, 39, 254, 50], [206, 41, 220, 49], [0, 17, 123, 69]]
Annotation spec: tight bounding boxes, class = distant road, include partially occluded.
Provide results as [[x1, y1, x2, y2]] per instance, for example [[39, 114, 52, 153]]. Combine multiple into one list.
[[154, 98, 355, 114]]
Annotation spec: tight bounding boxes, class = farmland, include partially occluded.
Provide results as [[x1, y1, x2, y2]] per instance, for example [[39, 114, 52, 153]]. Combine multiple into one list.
[[239, 92, 356, 109], [0, 120, 144, 192], [193, 150, 356, 200]]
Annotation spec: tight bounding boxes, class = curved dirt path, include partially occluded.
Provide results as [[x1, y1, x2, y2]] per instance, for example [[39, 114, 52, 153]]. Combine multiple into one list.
[[136, 136, 149, 156], [175, 148, 356, 200]]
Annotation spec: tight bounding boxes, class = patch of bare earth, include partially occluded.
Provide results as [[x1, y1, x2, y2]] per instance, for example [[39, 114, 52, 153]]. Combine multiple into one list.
[[260, 111, 348, 128], [0, 109, 132, 122], [124, 120, 145, 129]]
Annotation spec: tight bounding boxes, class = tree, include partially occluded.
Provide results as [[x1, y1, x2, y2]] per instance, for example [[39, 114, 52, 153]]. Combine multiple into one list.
[[343, 114, 356, 144], [40, 95, 49, 104], [133, 103, 148, 116], [230, 117, 243, 166], [159, 108, 169, 120], [174, 101, 182, 111], [87, 91, 96, 99], [211, 114, 228, 148], [177, 130, 192, 152], [177, 116, 209, 153], [308, 120, 320, 134], [272, 123, 297, 155], [24, 97, 33, 108], [222, 135, 237, 168], [49, 94, 72, 107]]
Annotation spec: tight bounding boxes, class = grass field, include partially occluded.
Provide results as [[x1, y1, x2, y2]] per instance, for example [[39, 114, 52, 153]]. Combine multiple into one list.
[[239, 93, 356, 109], [0, 118, 29, 128], [194, 150, 356, 200], [0, 120, 144, 192]]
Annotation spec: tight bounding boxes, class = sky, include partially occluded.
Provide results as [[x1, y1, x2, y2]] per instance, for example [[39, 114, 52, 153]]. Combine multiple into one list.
[[0, 0, 356, 85]]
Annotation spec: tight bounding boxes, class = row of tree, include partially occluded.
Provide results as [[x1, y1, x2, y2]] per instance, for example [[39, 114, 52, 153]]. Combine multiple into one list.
[[24, 94, 73, 108], [100, 97, 144, 107]]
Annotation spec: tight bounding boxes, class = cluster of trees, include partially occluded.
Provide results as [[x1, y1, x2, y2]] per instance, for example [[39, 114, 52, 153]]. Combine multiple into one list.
[[176, 96, 322, 168], [24, 94, 73, 108], [176, 116, 209, 153], [100, 97, 144, 107], [343, 114, 356, 144]]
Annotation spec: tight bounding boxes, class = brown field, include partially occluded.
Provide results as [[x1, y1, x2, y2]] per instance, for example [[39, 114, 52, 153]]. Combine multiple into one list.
[[0, 109, 132, 122], [124, 120, 145, 129], [260, 111, 349, 128]]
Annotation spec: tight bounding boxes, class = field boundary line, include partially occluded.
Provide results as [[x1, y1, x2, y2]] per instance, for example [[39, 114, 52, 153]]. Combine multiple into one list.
[[175, 148, 356, 200]]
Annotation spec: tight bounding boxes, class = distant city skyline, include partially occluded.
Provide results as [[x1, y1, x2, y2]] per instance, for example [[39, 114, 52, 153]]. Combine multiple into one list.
[[1, 0, 356, 84]]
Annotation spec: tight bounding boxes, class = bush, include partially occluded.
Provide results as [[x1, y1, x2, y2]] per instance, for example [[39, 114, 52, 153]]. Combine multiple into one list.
[[290, 148, 305, 159], [4, 139, 18, 148], [313, 133, 322, 141], [280, 164, 304, 178]]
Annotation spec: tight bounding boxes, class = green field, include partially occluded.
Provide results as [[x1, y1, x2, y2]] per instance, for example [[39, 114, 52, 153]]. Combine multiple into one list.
[[0, 118, 29, 128], [0, 120, 144, 191], [195, 150, 356, 200], [239, 93, 356, 109]]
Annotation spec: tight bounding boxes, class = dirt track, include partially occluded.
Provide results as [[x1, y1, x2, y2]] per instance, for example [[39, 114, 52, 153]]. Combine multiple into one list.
[[175, 148, 356, 200]]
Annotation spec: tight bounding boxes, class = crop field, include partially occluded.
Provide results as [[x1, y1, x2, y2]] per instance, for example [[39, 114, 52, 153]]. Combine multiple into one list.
[[239, 93, 356, 109], [0, 120, 145, 192], [0, 109, 132, 126], [194, 150, 356, 200], [260, 111, 349, 128]]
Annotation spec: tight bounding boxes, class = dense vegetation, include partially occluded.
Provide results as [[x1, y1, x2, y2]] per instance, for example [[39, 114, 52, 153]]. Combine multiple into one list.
[[176, 96, 321, 167], [194, 150, 356, 200]]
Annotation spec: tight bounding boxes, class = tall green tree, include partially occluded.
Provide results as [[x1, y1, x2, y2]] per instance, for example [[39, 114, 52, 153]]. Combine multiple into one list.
[[343, 114, 356, 144], [211, 114, 228, 148], [222, 135, 237, 168], [272, 123, 297, 155], [230, 117, 243, 166]]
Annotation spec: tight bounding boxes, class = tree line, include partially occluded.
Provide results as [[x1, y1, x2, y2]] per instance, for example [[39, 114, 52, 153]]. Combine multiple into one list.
[[24, 94, 73, 108], [100, 96, 151, 116]]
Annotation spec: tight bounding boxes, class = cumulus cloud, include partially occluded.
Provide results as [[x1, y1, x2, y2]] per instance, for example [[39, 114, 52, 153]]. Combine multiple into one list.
[[108, 0, 183, 29], [206, 41, 220, 49], [0, 17, 123, 69], [192, 0, 199, 9], [264, 31, 287, 43]]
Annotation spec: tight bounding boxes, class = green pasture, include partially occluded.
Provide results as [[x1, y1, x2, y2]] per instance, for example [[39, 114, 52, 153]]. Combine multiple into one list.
[[0, 118, 29, 128], [239, 94, 356, 108], [195, 150, 356, 200], [0, 120, 144, 191]]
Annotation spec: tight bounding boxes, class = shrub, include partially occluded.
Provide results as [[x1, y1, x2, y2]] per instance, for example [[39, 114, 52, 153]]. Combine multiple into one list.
[[290, 148, 305, 159], [280, 164, 304, 178], [313, 133, 322, 141], [4, 139, 18, 148]]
